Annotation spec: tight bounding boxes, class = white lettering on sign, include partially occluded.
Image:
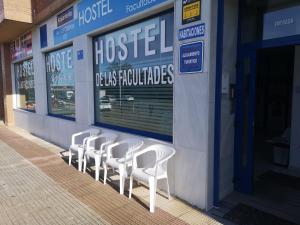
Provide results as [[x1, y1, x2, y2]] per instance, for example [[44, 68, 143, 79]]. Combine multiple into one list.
[[274, 17, 294, 27], [94, 19, 173, 64], [178, 24, 205, 40], [78, 0, 112, 27], [126, 0, 157, 13], [95, 64, 174, 87], [182, 50, 200, 58], [46, 49, 73, 73]]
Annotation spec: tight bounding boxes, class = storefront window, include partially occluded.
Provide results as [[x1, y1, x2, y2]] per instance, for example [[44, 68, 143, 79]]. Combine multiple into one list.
[[14, 59, 35, 111], [93, 11, 174, 140], [45, 46, 75, 119]]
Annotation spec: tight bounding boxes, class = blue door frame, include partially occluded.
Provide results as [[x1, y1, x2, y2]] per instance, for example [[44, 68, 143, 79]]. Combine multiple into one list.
[[213, 0, 300, 204], [233, 35, 300, 194], [233, 45, 256, 193]]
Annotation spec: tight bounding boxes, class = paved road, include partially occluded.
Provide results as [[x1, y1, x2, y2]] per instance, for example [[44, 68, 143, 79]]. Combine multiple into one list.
[[0, 140, 108, 225]]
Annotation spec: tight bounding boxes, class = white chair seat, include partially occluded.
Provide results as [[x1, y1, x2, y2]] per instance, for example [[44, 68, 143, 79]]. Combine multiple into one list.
[[83, 133, 118, 181], [69, 144, 84, 152], [131, 167, 166, 182], [69, 128, 100, 171], [129, 144, 176, 213], [103, 138, 144, 195], [106, 157, 129, 168]]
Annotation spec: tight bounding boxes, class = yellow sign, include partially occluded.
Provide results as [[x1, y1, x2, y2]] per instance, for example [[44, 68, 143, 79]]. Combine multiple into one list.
[[182, 0, 201, 24]]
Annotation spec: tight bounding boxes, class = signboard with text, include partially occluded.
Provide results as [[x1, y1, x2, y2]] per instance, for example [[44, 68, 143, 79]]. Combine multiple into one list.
[[54, 0, 169, 45], [57, 6, 74, 27], [10, 32, 32, 61], [179, 41, 203, 73], [178, 23, 205, 41], [182, 0, 201, 25], [263, 5, 300, 40]]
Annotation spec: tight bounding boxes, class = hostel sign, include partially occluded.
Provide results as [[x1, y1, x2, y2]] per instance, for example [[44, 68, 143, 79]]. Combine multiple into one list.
[[94, 11, 174, 88], [54, 0, 169, 45]]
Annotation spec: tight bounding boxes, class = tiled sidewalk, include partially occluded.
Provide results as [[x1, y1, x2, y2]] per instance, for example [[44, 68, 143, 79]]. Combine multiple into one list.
[[0, 125, 222, 225], [0, 140, 108, 225]]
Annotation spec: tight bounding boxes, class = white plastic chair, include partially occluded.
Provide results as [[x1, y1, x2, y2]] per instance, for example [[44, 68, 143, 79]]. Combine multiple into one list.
[[103, 138, 144, 195], [129, 144, 175, 213], [83, 133, 118, 181], [69, 128, 100, 171]]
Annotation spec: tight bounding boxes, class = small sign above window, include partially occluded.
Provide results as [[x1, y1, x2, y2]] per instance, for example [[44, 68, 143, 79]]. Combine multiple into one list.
[[10, 32, 32, 61], [57, 6, 74, 27]]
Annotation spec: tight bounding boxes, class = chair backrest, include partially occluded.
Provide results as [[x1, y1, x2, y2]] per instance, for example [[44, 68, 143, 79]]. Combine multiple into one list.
[[123, 138, 144, 158], [100, 132, 118, 143], [87, 128, 101, 136], [87, 132, 117, 151], [153, 144, 176, 162], [124, 138, 144, 152], [152, 144, 176, 171]]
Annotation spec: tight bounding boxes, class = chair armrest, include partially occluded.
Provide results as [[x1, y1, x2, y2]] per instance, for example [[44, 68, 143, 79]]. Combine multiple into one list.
[[99, 140, 114, 153], [106, 142, 120, 159], [86, 135, 102, 151], [71, 130, 91, 146]]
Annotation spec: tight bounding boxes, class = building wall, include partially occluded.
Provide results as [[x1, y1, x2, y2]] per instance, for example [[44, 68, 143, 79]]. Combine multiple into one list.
[[219, 0, 239, 199], [12, 0, 217, 210], [1, 0, 32, 22]]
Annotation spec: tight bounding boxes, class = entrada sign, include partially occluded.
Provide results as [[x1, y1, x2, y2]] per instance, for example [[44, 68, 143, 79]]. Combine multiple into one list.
[[263, 5, 300, 40], [54, 0, 169, 45]]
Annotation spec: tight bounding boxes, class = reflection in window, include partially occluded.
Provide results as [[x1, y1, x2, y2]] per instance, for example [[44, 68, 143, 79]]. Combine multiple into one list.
[[45, 46, 75, 119], [14, 59, 35, 111], [93, 11, 174, 140]]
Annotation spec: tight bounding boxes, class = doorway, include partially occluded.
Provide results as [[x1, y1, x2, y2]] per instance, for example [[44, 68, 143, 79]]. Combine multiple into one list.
[[254, 46, 294, 178], [230, 44, 300, 224]]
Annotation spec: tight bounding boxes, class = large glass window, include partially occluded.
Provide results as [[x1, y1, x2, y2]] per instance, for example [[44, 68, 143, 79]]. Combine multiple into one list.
[[93, 11, 174, 140], [45, 46, 75, 119], [14, 59, 35, 111]]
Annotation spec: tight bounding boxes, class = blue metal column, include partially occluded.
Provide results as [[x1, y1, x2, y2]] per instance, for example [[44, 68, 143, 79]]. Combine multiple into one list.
[[213, 0, 224, 207]]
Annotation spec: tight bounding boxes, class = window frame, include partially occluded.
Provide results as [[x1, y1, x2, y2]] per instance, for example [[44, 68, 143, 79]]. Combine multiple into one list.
[[45, 44, 76, 121], [92, 9, 174, 142], [14, 57, 36, 113]]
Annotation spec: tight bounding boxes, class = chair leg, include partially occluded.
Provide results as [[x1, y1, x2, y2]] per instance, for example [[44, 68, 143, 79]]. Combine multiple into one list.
[[103, 162, 108, 185], [149, 177, 157, 213], [83, 155, 87, 173], [78, 150, 83, 172], [166, 177, 171, 200], [119, 165, 125, 195], [69, 150, 72, 166], [95, 155, 101, 181], [129, 176, 133, 199]]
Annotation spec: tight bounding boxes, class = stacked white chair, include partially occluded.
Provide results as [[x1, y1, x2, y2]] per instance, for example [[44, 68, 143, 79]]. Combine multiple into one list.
[[69, 128, 100, 171], [83, 133, 118, 181], [103, 138, 144, 194], [129, 144, 176, 213]]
